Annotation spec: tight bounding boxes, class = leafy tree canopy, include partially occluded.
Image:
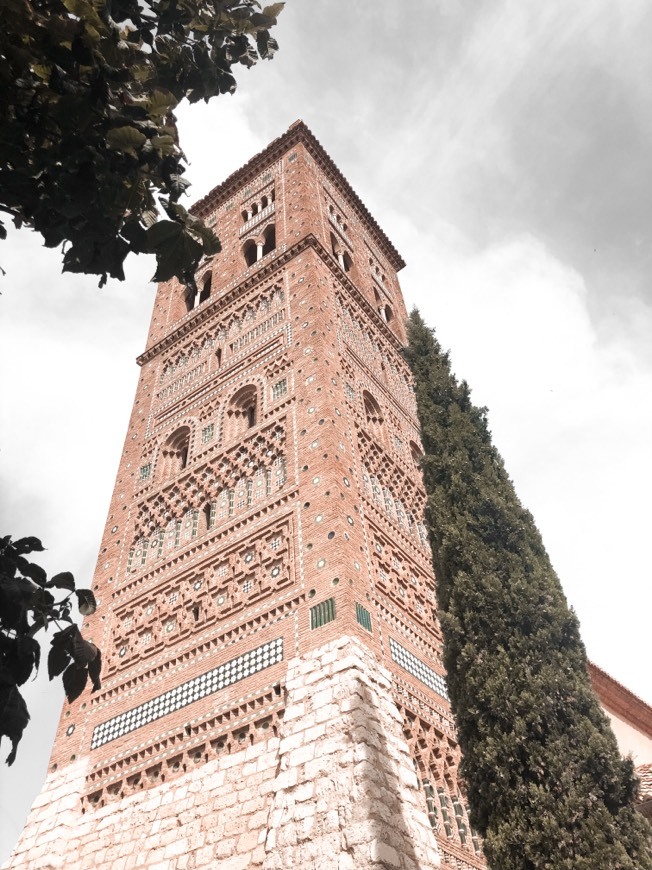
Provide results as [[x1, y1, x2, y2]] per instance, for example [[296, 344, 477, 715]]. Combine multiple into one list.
[[0, 536, 100, 766], [0, 0, 283, 286], [405, 310, 652, 870]]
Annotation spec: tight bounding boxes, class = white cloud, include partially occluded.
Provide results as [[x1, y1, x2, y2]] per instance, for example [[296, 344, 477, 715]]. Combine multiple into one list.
[[400, 226, 652, 700]]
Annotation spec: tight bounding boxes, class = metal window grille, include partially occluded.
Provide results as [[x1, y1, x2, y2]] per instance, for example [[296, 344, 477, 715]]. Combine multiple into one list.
[[272, 378, 287, 400], [202, 424, 214, 444], [139, 464, 151, 480]]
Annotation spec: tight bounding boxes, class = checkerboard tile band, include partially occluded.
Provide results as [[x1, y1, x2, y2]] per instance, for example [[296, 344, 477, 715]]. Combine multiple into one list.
[[389, 637, 449, 701], [91, 638, 284, 749]]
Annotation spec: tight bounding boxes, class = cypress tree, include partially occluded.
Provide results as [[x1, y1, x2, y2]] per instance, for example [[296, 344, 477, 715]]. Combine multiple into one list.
[[404, 309, 652, 870]]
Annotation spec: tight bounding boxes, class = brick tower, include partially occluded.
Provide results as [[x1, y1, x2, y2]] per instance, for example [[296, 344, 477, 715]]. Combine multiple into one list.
[[5, 122, 486, 870]]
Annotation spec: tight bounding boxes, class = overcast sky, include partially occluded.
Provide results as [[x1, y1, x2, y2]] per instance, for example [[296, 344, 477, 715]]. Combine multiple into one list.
[[1, 0, 651, 860]]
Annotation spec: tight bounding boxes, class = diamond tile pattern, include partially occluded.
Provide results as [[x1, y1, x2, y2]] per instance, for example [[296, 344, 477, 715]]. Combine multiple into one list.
[[389, 637, 449, 701], [91, 638, 284, 749]]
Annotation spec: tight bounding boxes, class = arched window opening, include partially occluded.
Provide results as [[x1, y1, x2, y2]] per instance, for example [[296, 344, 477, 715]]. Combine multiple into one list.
[[383, 304, 393, 322], [252, 202, 259, 216], [243, 239, 257, 268], [199, 273, 212, 305], [262, 224, 276, 257], [261, 195, 268, 209], [410, 441, 423, 467], [362, 392, 384, 442], [330, 233, 351, 272], [226, 385, 258, 442], [203, 502, 215, 531], [216, 347, 223, 368], [374, 288, 381, 305], [241, 209, 249, 222], [161, 427, 191, 478]]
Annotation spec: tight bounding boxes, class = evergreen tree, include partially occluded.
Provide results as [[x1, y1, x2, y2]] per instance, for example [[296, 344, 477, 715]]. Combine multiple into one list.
[[405, 310, 652, 870]]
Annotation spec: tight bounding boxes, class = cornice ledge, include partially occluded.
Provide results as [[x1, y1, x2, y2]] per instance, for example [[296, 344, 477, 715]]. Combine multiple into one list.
[[137, 233, 405, 367]]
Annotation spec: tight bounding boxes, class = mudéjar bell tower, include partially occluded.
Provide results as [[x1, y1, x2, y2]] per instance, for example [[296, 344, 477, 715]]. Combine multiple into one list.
[[5, 122, 486, 870]]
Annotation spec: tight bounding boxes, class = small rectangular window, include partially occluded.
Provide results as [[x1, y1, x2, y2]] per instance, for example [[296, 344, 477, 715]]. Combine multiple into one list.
[[139, 464, 151, 480], [272, 378, 287, 400], [202, 424, 214, 444]]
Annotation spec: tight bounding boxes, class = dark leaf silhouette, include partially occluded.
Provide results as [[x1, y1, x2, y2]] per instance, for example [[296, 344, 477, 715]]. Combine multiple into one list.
[[0, 537, 102, 765]]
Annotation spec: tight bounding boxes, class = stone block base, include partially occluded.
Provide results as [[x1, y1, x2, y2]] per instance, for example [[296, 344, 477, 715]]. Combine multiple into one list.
[[4, 637, 439, 870]]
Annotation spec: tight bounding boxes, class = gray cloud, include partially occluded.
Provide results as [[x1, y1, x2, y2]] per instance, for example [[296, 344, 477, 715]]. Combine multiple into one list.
[[2, 0, 650, 861]]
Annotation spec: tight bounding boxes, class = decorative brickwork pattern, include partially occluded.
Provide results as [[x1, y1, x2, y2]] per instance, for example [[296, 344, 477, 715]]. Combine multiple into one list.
[[5, 122, 485, 869]]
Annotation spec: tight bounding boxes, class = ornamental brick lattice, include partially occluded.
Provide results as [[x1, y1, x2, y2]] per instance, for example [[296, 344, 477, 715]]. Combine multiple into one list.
[[5, 122, 486, 870]]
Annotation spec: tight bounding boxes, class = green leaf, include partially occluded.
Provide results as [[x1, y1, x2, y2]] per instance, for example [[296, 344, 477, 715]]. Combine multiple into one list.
[[62, 664, 88, 703], [12, 537, 45, 555], [141, 208, 160, 229], [75, 589, 97, 616], [17, 559, 47, 587], [145, 219, 182, 249], [151, 225, 202, 283], [46, 571, 75, 591], [262, 3, 285, 20], [70, 629, 97, 665], [88, 647, 102, 692], [145, 89, 178, 117], [186, 216, 221, 256], [150, 134, 176, 156], [0, 681, 30, 766], [106, 125, 147, 157], [3, 636, 40, 686], [48, 643, 71, 680]]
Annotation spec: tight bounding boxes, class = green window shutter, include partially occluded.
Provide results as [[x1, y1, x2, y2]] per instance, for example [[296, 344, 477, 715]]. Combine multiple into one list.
[[355, 602, 372, 632], [310, 597, 336, 629]]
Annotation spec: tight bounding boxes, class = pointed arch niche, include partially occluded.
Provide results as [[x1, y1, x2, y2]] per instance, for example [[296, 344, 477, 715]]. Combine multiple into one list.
[[160, 426, 191, 478], [362, 391, 384, 444], [224, 385, 259, 443]]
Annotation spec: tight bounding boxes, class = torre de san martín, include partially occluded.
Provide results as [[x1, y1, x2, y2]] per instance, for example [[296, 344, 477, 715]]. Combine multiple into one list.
[[5, 122, 487, 870]]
